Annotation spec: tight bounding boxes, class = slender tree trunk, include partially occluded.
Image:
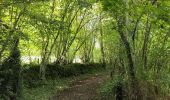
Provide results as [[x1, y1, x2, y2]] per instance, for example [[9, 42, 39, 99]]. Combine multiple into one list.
[[40, 40, 49, 81], [117, 17, 140, 100], [13, 37, 22, 100], [142, 15, 151, 69], [100, 34, 106, 65], [99, 13, 106, 67]]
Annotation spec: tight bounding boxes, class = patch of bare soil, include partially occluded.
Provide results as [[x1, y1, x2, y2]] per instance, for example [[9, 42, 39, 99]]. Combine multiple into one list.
[[51, 74, 109, 100]]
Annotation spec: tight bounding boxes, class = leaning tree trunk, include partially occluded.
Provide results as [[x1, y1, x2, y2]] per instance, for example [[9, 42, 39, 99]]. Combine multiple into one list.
[[117, 17, 141, 100]]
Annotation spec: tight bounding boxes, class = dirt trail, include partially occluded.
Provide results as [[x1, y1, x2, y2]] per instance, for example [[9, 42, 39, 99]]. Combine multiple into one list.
[[52, 74, 109, 100]]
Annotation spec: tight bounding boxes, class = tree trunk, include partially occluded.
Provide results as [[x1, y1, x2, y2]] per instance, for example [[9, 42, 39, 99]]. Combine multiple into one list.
[[11, 37, 22, 100], [117, 17, 140, 100], [99, 13, 106, 67], [0, 36, 22, 100], [142, 15, 151, 69]]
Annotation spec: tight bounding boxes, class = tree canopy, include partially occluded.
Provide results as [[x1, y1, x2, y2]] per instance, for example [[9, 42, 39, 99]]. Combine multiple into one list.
[[0, 0, 170, 100]]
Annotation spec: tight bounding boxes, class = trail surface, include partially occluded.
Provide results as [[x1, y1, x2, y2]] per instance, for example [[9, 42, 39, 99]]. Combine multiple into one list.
[[52, 74, 108, 100]]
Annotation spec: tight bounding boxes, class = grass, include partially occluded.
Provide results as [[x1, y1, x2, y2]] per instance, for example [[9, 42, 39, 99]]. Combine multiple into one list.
[[23, 70, 107, 100], [23, 79, 70, 100]]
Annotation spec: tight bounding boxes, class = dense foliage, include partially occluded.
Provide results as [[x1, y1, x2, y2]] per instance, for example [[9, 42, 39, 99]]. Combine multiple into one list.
[[0, 0, 170, 100], [23, 63, 104, 87]]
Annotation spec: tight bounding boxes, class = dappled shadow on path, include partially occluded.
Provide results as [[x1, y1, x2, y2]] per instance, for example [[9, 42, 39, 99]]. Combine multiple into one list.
[[51, 74, 109, 100]]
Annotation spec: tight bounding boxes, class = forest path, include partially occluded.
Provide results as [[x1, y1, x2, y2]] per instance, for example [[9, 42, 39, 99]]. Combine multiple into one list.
[[51, 74, 109, 100]]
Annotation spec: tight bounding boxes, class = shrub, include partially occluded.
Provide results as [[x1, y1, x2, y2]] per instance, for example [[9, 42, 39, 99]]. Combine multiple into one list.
[[22, 63, 104, 87], [99, 75, 127, 100], [22, 64, 40, 88]]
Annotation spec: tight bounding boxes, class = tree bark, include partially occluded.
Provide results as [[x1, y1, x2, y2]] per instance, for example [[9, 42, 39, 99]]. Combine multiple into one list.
[[0, 36, 22, 100], [117, 17, 140, 100], [142, 16, 151, 69], [99, 13, 106, 67]]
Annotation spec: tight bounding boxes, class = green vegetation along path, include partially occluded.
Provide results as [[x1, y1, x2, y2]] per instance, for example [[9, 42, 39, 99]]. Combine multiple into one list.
[[51, 74, 109, 100]]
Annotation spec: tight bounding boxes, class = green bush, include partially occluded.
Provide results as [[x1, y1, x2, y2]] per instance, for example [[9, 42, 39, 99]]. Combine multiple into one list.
[[23, 64, 40, 88], [46, 63, 103, 78], [99, 75, 127, 99], [22, 63, 104, 87]]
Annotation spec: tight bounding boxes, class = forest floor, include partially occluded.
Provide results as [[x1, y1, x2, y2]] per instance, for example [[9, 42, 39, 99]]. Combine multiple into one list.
[[23, 70, 109, 100], [51, 74, 109, 100]]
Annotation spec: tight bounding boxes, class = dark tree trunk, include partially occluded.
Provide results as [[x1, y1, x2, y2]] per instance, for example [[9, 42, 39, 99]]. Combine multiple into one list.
[[0, 36, 22, 100], [117, 17, 140, 100], [116, 82, 123, 100]]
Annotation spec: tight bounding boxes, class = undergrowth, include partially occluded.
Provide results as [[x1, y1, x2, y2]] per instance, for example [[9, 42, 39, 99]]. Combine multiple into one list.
[[23, 68, 106, 100], [99, 70, 170, 100]]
